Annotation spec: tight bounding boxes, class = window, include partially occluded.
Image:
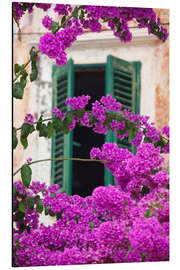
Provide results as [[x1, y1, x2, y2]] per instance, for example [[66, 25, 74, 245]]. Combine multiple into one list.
[[51, 55, 141, 196]]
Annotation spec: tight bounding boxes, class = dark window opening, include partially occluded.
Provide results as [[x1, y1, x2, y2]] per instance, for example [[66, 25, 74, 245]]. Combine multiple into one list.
[[72, 68, 105, 197]]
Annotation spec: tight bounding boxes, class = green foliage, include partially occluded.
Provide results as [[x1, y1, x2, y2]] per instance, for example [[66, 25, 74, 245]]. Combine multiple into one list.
[[27, 197, 34, 210], [62, 120, 70, 134], [14, 63, 21, 74], [21, 164, 32, 188], [51, 21, 59, 34], [20, 123, 35, 149], [61, 15, 67, 28], [72, 7, 79, 18], [144, 207, 152, 218], [15, 211, 25, 223], [45, 205, 50, 216], [13, 82, 24, 99], [74, 109, 85, 118], [29, 47, 38, 82], [79, 9, 85, 20], [20, 137, 28, 149], [47, 121, 54, 138], [64, 111, 74, 125], [141, 185, 150, 196], [13, 128, 18, 149], [36, 116, 48, 137], [18, 199, 26, 213], [53, 117, 63, 132], [56, 210, 63, 220], [36, 198, 43, 213], [90, 221, 94, 230], [21, 123, 35, 138]]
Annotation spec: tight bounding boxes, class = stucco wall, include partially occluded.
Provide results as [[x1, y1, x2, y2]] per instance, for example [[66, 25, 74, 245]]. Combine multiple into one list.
[[13, 6, 169, 186]]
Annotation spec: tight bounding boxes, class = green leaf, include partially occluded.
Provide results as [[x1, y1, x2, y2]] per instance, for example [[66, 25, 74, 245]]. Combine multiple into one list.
[[141, 185, 150, 196], [18, 199, 26, 213], [88, 115, 97, 125], [64, 111, 74, 125], [20, 123, 34, 148], [61, 15, 66, 28], [21, 164, 32, 188], [72, 7, 79, 18], [38, 123, 49, 137], [36, 116, 48, 137], [56, 210, 63, 220], [21, 69, 28, 80], [20, 136, 28, 149], [145, 208, 152, 218], [74, 109, 85, 118], [143, 136, 152, 143], [49, 210, 55, 217], [19, 224, 26, 234], [53, 117, 63, 132], [13, 185, 17, 201], [90, 221, 94, 230], [20, 77, 27, 88], [36, 198, 43, 213], [36, 116, 43, 130], [27, 197, 34, 210], [47, 121, 54, 138], [15, 211, 25, 223], [13, 82, 24, 99], [21, 123, 35, 138], [62, 121, 70, 134], [13, 128, 18, 149], [45, 205, 50, 215], [51, 21, 59, 34], [29, 47, 38, 82], [79, 9, 85, 20], [14, 63, 21, 74], [30, 67, 38, 82], [166, 166, 170, 174], [27, 226, 31, 234]]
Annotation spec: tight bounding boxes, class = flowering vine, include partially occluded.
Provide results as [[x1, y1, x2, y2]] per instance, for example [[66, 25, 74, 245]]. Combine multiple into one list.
[[13, 2, 169, 267]]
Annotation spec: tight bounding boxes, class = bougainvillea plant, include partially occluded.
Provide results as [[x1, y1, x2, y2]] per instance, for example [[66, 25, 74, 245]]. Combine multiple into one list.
[[13, 2, 169, 267]]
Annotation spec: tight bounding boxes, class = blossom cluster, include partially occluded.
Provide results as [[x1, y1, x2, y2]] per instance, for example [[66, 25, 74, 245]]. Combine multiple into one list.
[[24, 113, 35, 125], [13, 118, 169, 266], [13, 170, 169, 266], [90, 142, 168, 196], [65, 95, 91, 110], [52, 106, 65, 119], [13, 2, 51, 20], [51, 94, 169, 153], [13, 4, 169, 66], [39, 18, 83, 66], [54, 4, 72, 16], [38, 5, 168, 66]]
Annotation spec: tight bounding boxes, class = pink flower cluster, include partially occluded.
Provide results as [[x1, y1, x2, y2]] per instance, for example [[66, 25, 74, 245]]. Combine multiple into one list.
[[24, 113, 35, 125], [13, 170, 169, 266], [65, 95, 91, 110], [52, 106, 65, 119], [39, 19, 83, 66], [90, 142, 168, 196], [51, 94, 169, 151]]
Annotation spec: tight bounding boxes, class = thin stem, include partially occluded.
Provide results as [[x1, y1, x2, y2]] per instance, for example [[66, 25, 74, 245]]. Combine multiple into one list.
[[16, 117, 53, 131], [15, 112, 169, 143], [13, 157, 112, 177]]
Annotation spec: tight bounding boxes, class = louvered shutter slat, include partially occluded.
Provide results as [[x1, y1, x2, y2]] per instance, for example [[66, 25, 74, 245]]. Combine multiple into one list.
[[51, 59, 74, 195], [105, 55, 141, 186]]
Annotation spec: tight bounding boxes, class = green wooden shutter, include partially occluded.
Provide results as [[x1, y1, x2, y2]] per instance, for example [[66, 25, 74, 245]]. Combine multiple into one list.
[[51, 59, 74, 195], [105, 55, 141, 185]]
